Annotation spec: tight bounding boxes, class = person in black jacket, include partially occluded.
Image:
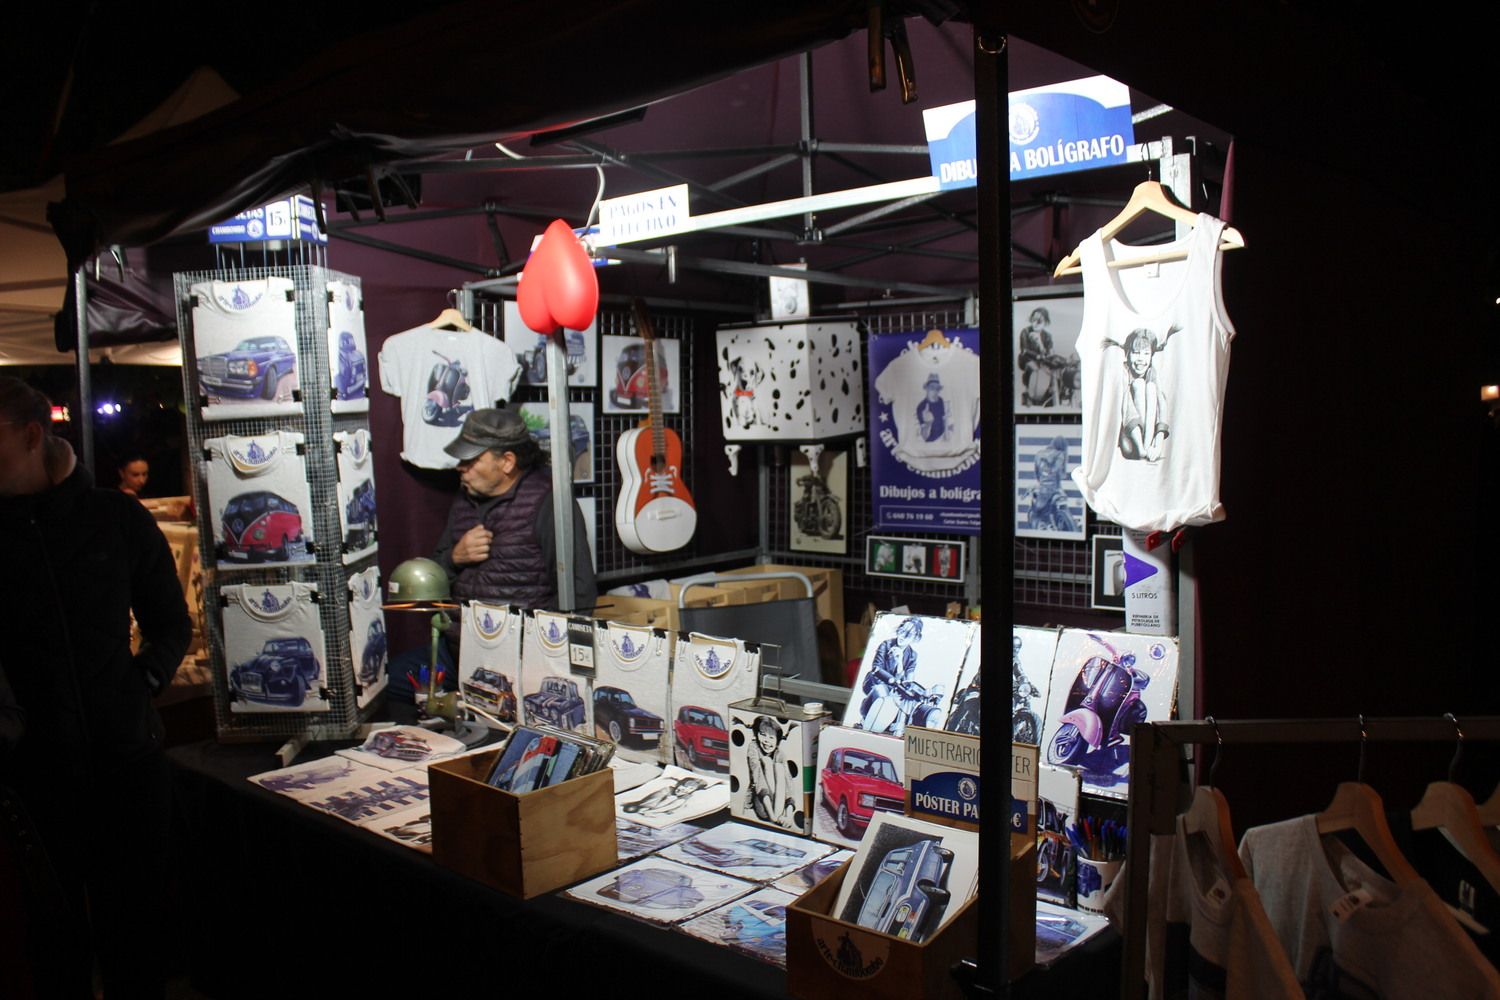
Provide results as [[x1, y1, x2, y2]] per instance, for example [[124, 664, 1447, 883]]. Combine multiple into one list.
[[0, 377, 191, 999]]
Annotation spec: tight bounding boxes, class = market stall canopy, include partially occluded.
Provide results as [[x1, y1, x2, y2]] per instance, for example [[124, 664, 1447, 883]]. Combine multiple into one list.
[[0, 67, 237, 364]]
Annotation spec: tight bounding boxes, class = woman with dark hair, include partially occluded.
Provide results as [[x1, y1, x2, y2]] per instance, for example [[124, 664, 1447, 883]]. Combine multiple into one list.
[[0, 376, 190, 998], [116, 453, 150, 497]]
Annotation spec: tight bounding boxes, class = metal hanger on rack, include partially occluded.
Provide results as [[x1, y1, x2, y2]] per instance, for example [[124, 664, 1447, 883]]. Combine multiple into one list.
[[1313, 715, 1421, 886]]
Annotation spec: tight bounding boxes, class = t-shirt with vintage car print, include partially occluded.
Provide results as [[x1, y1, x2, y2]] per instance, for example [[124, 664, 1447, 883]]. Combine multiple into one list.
[[204, 430, 316, 570], [221, 581, 328, 715], [192, 277, 301, 421], [333, 428, 378, 564]]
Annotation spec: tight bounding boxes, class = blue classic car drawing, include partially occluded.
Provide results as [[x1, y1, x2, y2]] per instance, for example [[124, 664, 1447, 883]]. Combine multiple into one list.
[[230, 637, 322, 707], [359, 619, 387, 685], [530, 414, 591, 464], [599, 867, 704, 910], [524, 676, 586, 730], [852, 838, 954, 943], [335, 330, 367, 399], [198, 336, 297, 400], [681, 837, 808, 869], [592, 685, 664, 746], [344, 478, 377, 550]]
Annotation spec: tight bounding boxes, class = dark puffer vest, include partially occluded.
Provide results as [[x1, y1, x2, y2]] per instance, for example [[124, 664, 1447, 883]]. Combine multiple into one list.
[[447, 468, 556, 608]]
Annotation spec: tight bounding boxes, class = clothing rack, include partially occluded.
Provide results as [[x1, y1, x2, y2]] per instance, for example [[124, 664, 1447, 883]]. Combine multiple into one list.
[[1120, 715, 1500, 999]]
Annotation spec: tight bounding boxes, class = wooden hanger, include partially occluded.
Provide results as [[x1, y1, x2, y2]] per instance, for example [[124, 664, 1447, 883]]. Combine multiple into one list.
[[1477, 782, 1500, 828], [1314, 782, 1421, 886], [917, 328, 951, 351], [1412, 782, 1500, 893], [1053, 180, 1246, 278], [429, 307, 473, 332], [1181, 785, 1248, 880]]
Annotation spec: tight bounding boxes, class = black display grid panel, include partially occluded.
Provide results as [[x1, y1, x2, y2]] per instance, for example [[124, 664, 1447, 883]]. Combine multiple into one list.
[[755, 305, 1115, 611], [471, 296, 701, 582], [175, 265, 380, 742]]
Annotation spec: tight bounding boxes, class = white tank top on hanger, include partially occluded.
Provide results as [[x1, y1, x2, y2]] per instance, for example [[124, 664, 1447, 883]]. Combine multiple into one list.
[[1071, 214, 1236, 532]]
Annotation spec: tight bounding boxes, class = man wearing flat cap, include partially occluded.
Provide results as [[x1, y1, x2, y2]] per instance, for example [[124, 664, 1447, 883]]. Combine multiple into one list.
[[433, 407, 596, 612]]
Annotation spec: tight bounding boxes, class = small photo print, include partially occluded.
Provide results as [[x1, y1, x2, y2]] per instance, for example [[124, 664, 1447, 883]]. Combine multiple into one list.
[[1090, 534, 1126, 611], [361, 802, 434, 852], [1013, 294, 1083, 414], [870, 538, 899, 574], [678, 887, 799, 967], [503, 299, 598, 387], [901, 544, 927, 574], [811, 726, 907, 849], [929, 543, 963, 580], [1015, 424, 1086, 541], [602, 334, 681, 414], [518, 401, 595, 483], [566, 857, 754, 923], [788, 448, 848, 555]]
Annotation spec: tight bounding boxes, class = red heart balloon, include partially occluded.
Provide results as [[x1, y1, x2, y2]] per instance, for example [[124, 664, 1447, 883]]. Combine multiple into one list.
[[539, 218, 599, 331], [517, 230, 559, 333]]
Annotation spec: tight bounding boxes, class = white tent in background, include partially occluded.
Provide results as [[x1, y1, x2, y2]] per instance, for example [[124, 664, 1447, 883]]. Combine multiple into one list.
[[0, 68, 238, 366]]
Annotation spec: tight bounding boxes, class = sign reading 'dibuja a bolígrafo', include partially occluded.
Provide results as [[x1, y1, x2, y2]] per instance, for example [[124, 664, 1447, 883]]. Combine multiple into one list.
[[922, 74, 1135, 189]]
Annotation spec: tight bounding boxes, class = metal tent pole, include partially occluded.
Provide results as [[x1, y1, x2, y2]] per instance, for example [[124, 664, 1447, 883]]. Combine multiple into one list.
[[969, 23, 1015, 999], [73, 265, 94, 473]]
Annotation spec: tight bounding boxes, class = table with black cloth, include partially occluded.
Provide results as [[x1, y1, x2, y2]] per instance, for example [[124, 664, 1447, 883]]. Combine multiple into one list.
[[168, 740, 1119, 998]]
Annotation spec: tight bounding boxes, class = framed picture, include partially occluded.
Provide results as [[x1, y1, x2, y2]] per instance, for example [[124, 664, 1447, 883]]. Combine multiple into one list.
[[518, 401, 594, 483], [502, 300, 598, 387], [601, 334, 681, 414], [865, 534, 967, 584], [1015, 424, 1086, 541], [1090, 535, 1127, 611], [788, 448, 848, 554], [1013, 292, 1083, 414]]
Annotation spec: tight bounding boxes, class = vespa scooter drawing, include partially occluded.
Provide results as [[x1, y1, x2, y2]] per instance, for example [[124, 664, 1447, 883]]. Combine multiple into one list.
[[424, 351, 471, 425], [1046, 634, 1150, 767]]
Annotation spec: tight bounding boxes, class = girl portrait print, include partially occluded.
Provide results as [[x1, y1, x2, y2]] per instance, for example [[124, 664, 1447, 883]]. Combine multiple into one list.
[[1103, 324, 1180, 462], [744, 716, 798, 828]]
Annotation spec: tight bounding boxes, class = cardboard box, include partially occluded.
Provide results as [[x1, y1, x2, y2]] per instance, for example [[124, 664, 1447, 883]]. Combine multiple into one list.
[[786, 835, 1034, 999], [596, 582, 778, 633], [428, 750, 616, 899]]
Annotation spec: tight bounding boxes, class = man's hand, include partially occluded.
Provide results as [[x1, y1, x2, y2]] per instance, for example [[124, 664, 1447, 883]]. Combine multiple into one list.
[[451, 525, 494, 566]]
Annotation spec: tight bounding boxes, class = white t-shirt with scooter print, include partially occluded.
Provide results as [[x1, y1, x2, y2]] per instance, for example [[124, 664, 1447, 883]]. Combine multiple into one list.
[[377, 324, 520, 469]]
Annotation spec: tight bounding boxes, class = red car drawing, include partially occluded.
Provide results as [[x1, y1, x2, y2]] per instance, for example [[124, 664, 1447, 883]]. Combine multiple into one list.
[[673, 705, 729, 772], [222, 490, 307, 562], [820, 747, 904, 838]]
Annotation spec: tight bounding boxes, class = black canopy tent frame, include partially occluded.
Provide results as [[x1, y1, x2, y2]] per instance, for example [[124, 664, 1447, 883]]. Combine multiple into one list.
[[44, 7, 1011, 996], [1123, 717, 1500, 1000]]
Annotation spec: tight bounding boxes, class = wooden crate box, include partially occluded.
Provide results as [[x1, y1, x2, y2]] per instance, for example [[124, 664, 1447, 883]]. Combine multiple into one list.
[[428, 749, 616, 899]]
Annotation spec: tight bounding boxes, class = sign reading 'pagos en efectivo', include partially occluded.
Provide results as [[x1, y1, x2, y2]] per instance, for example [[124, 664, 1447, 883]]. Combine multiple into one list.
[[922, 75, 1134, 188]]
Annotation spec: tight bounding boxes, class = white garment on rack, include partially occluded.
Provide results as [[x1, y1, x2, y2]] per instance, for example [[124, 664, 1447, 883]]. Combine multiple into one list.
[[518, 610, 590, 734], [347, 567, 387, 708], [593, 622, 673, 764], [203, 430, 316, 568], [670, 633, 760, 777], [191, 277, 302, 420], [458, 601, 524, 723], [221, 581, 329, 714], [327, 279, 370, 413], [1072, 215, 1235, 532], [1106, 817, 1301, 999], [377, 324, 520, 469], [1240, 814, 1500, 997], [333, 428, 378, 564]]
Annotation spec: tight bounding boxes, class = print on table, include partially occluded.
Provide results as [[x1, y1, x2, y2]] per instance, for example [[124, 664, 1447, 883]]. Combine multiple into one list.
[[678, 887, 799, 967], [660, 821, 831, 882], [566, 857, 754, 924]]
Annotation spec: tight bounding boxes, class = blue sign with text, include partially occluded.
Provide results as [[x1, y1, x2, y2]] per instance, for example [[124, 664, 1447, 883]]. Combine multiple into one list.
[[923, 75, 1135, 189], [209, 195, 327, 245]]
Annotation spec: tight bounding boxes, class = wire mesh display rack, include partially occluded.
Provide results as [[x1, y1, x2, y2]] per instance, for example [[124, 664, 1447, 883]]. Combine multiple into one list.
[[175, 265, 380, 743]]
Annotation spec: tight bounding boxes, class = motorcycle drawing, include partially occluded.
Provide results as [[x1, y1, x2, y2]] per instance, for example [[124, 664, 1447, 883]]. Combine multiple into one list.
[[1023, 352, 1081, 408], [1026, 483, 1077, 533], [424, 351, 472, 425], [523, 329, 587, 384], [1012, 675, 1042, 745], [860, 671, 946, 734], [1046, 635, 1151, 768], [794, 473, 843, 540], [947, 674, 980, 736]]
